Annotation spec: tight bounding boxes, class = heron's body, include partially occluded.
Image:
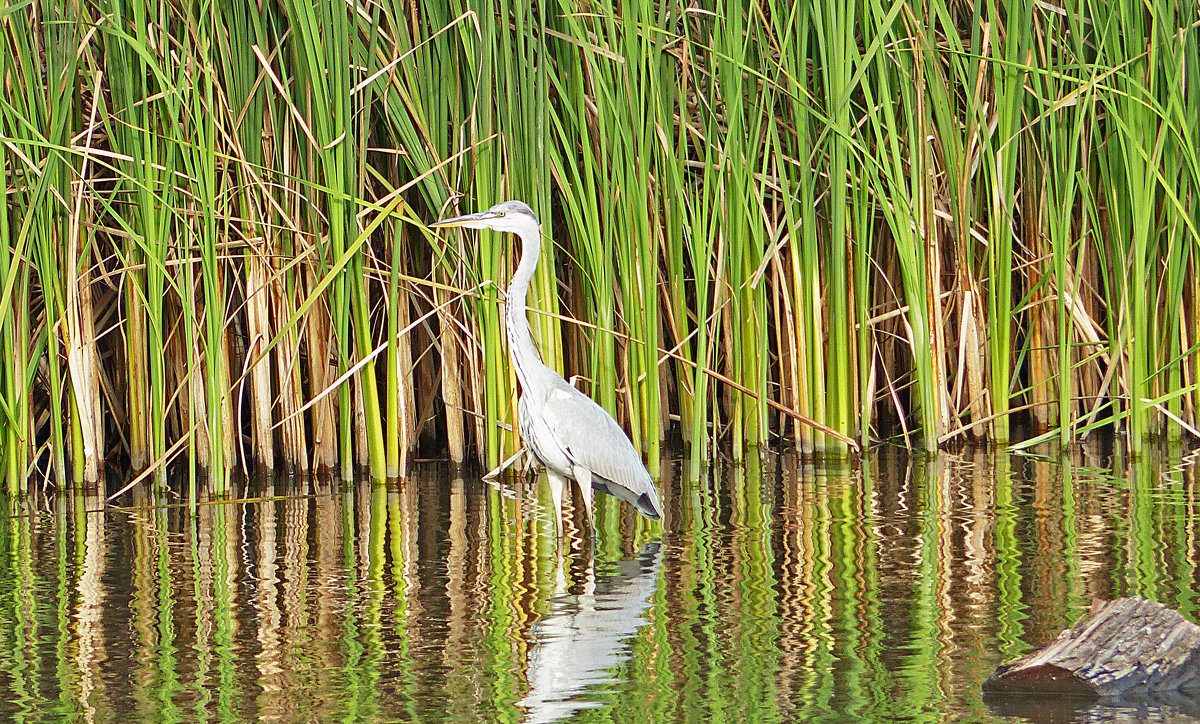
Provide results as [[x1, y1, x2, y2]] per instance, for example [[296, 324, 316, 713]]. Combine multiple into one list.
[[432, 200, 663, 534]]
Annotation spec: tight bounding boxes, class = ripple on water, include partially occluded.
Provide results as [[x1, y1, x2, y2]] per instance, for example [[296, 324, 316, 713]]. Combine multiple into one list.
[[0, 449, 1198, 720]]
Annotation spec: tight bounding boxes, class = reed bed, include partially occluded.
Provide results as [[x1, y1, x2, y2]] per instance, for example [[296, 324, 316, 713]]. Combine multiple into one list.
[[0, 0, 1197, 489]]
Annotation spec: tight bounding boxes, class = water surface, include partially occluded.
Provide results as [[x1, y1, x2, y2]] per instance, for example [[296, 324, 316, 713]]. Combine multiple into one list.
[[1, 446, 1198, 722]]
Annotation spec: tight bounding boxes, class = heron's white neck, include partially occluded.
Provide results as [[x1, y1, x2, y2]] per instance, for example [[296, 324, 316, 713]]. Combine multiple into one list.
[[506, 223, 551, 394]]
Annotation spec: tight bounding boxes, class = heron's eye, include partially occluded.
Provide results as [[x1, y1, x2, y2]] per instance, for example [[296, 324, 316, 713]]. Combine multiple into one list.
[[497, 212, 507, 217]]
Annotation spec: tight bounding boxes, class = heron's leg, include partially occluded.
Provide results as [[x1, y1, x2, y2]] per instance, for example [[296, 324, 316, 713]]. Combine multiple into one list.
[[573, 466, 595, 521], [573, 466, 595, 541], [546, 470, 566, 539]]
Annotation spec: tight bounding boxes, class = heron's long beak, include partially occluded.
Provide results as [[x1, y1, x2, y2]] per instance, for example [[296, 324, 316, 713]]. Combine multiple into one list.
[[430, 210, 495, 230]]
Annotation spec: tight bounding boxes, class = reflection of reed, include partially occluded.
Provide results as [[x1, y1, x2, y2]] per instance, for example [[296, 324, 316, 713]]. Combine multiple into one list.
[[1028, 454, 1074, 641], [1180, 458, 1198, 603], [392, 474, 421, 705], [930, 453, 957, 702], [279, 477, 311, 713], [358, 481, 389, 719], [959, 447, 999, 705], [4, 496, 43, 716], [773, 453, 813, 722], [194, 487, 243, 718], [4, 450, 1198, 721], [444, 474, 470, 705], [492, 474, 541, 715], [313, 478, 344, 692], [382, 478, 417, 715], [252, 478, 285, 714], [962, 448, 995, 619], [192, 492, 217, 708], [128, 487, 165, 719], [73, 491, 106, 723]]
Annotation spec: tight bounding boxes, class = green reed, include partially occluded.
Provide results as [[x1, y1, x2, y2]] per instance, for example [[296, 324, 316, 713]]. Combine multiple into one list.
[[0, 1, 1197, 489]]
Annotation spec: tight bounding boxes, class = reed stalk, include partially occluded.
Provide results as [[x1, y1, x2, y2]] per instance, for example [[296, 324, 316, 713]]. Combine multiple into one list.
[[0, 0, 1195, 489]]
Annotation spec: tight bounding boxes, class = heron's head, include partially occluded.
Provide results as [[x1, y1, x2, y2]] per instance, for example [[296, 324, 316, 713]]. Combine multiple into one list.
[[431, 200, 539, 235]]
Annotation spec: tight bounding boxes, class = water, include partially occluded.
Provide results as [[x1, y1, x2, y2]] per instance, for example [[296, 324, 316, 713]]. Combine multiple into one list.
[[1, 446, 1198, 722]]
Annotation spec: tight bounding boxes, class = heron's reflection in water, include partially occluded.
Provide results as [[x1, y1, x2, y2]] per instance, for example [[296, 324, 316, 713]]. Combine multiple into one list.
[[519, 542, 663, 723]]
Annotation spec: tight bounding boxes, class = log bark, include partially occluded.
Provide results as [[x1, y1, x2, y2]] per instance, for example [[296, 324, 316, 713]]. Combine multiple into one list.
[[984, 597, 1200, 697]]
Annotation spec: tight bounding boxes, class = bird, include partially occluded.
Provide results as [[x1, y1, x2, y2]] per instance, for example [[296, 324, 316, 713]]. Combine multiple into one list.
[[431, 200, 664, 537]]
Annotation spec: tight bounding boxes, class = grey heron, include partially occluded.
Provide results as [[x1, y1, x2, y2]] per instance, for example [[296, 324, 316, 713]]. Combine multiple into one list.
[[431, 200, 664, 536]]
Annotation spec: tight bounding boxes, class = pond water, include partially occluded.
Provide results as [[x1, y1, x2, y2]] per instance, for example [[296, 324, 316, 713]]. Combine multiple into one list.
[[0, 446, 1198, 722]]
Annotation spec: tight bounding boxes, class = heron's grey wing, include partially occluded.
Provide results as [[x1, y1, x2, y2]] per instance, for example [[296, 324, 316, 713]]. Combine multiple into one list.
[[540, 383, 663, 519]]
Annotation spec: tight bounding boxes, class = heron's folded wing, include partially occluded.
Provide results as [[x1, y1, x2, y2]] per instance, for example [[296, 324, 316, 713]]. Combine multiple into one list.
[[540, 385, 663, 518]]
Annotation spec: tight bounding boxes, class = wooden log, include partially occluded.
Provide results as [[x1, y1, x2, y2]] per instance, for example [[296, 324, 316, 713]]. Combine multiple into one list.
[[984, 597, 1200, 697]]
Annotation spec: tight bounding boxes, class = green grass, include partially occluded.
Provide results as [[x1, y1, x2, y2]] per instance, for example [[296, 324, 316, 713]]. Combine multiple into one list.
[[0, 0, 1197, 490]]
